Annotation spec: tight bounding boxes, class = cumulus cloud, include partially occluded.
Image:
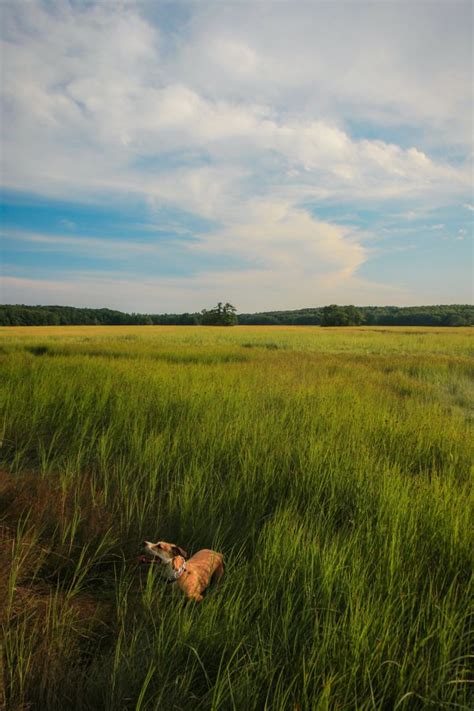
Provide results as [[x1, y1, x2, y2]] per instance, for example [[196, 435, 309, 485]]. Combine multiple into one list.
[[192, 202, 366, 279]]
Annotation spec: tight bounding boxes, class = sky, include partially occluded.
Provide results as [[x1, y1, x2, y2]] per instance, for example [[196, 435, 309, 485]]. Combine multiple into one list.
[[1, 0, 473, 313]]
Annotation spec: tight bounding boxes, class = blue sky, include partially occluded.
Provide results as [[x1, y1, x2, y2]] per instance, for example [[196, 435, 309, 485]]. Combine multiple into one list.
[[1, 0, 472, 312]]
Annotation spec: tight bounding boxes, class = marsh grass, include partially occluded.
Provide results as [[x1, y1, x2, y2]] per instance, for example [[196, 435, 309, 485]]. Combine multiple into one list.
[[0, 326, 472, 710]]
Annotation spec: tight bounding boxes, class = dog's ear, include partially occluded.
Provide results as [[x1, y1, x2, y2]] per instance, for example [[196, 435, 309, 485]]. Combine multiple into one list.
[[172, 545, 188, 559]]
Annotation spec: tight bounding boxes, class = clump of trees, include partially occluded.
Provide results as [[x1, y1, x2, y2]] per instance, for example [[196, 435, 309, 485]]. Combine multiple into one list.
[[320, 305, 363, 326], [200, 302, 238, 326]]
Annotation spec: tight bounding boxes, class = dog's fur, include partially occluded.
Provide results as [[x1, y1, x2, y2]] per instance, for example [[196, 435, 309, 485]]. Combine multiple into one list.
[[144, 540, 224, 602]]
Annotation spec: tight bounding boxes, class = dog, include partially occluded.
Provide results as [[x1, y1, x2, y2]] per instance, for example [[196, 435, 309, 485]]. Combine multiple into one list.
[[142, 540, 224, 602]]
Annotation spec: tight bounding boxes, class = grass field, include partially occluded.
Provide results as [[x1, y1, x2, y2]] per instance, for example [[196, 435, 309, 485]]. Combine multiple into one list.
[[0, 325, 472, 710]]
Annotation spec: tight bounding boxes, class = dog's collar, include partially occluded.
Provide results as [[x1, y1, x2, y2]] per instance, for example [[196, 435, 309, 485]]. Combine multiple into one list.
[[166, 561, 187, 584]]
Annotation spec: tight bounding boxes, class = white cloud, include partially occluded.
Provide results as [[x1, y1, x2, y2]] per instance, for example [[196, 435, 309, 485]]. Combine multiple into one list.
[[2, 1, 469, 207], [193, 202, 366, 278], [172, 2, 473, 144], [1, 0, 472, 307]]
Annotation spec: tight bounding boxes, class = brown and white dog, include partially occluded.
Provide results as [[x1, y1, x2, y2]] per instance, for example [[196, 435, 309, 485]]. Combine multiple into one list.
[[143, 540, 224, 602]]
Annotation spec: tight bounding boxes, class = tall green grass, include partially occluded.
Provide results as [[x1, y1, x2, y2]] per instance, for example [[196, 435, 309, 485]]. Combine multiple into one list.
[[1, 326, 472, 709]]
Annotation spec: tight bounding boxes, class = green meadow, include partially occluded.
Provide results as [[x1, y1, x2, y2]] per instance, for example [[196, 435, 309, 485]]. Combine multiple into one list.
[[0, 325, 472, 710]]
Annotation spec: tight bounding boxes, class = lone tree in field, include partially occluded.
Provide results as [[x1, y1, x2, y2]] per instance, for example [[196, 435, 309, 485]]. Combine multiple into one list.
[[200, 302, 238, 326]]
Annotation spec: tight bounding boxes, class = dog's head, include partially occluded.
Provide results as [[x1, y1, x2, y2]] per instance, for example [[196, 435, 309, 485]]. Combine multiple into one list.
[[143, 540, 188, 563]]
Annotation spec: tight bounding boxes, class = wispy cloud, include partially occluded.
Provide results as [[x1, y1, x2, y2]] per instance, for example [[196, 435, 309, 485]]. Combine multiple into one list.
[[2, 229, 176, 258], [1, 269, 410, 313]]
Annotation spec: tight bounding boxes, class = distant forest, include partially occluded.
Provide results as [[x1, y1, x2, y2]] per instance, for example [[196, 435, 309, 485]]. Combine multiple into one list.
[[1, 303, 473, 327]]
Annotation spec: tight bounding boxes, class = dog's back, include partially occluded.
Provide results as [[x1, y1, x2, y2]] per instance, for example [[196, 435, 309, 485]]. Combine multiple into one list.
[[187, 549, 224, 586]]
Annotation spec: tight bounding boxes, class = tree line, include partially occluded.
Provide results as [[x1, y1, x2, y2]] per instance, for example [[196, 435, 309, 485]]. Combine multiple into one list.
[[239, 304, 473, 326], [0, 305, 196, 326], [0, 303, 472, 327]]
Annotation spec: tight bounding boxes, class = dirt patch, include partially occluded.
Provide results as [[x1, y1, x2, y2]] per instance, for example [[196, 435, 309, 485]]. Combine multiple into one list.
[[0, 470, 114, 540], [0, 469, 116, 709]]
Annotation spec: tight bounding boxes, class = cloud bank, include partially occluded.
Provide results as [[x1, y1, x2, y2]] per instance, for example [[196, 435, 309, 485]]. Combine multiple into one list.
[[1, 0, 472, 309]]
